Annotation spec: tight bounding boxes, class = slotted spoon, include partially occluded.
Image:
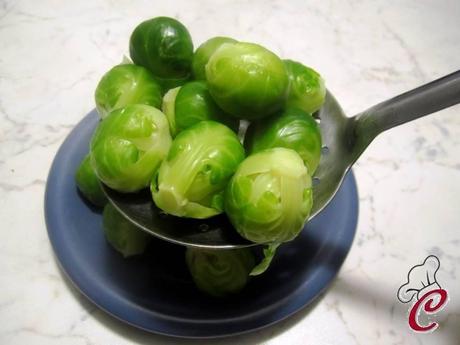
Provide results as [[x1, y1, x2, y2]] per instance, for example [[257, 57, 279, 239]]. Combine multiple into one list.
[[104, 70, 460, 248]]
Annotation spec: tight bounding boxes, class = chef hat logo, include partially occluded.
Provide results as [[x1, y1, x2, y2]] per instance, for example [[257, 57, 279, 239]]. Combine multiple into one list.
[[397, 255, 441, 303]]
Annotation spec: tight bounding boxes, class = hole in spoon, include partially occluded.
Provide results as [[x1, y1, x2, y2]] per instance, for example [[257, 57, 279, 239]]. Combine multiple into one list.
[[312, 177, 320, 186]]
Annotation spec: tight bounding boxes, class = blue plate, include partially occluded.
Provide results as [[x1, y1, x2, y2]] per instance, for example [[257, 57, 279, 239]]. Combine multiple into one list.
[[45, 110, 359, 338]]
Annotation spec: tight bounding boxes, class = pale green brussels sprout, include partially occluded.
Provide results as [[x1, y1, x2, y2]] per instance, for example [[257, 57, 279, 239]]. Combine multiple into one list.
[[94, 64, 162, 119], [206, 42, 288, 120], [161, 81, 239, 137], [103, 203, 150, 257], [90, 104, 172, 192], [192, 36, 237, 80], [225, 148, 313, 243], [186, 247, 255, 297], [162, 86, 181, 135], [244, 107, 322, 174], [75, 154, 107, 207], [151, 121, 245, 219], [284, 59, 326, 114]]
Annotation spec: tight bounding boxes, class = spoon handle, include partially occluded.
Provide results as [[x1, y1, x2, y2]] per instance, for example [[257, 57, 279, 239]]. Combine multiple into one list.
[[352, 70, 460, 154]]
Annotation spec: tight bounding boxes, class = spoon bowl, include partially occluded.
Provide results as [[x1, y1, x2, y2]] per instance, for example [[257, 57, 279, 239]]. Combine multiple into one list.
[[103, 186, 254, 248], [104, 92, 347, 249], [105, 71, 460, 248]]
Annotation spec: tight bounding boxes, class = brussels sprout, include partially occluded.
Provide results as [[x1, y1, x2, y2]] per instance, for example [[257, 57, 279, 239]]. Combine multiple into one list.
[[103, 203, 150, 257], [155, 75, 190, 94], [90, 104, 172, 192], [225, 148, 312, 243], [206, 42, 289, 120], [75, 154, 107, 207], [245, 108, 322, 174], [186, 247, 255, 297], [94, 64, 162, 119], [192, 36, 237, 80], [151, 121, 245, 219], [162, 87, 181, 135], [162, 81, 239, 137], [284, 59, 326, 114], [129, 17, 194, 79]]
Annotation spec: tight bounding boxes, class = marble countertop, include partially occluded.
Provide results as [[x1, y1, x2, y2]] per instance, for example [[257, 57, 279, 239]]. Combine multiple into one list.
[[1, 0, 459, 344]]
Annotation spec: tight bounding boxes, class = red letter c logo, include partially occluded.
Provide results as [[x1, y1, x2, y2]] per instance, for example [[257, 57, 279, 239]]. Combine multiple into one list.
[[408, 289, 448, 332]]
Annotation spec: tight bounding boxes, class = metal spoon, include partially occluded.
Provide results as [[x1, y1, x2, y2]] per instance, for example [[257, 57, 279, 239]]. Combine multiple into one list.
[[104, 71, 460, 248]]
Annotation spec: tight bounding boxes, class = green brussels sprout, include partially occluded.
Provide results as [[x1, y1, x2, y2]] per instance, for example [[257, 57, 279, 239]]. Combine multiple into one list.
[[284, 59, 326, 114], [103, 203, 150, 257], [186, 247, 255, 297], [225, 147, 313, 243], [244, 108, 322, 174], [129, 17, 194, 79], [192, 36, 237, 80], [75, 154, 107, 207], [161, 81, 239, 137], [151, 121, 245, 219], [94, 64, 162, 119], [155, 75, 190, 94], [90, 104, 172, 192], [206, 42, 289, 120]]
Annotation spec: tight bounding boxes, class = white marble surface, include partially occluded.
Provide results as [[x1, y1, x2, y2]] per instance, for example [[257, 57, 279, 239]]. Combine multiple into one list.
[[1, 0, 460, 344]]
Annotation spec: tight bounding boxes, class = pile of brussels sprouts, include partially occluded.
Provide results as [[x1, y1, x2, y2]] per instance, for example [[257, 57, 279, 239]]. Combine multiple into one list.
[[75, 17, 325, 298]]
